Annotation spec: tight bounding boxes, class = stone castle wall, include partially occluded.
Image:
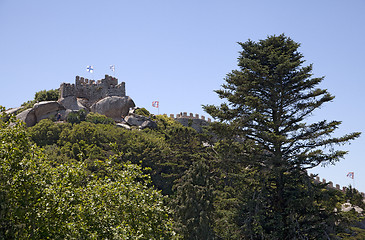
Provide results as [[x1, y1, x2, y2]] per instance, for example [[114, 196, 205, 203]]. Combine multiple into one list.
[[311, 174, 364, 198], [60, 75, 125, 103], [164, 112, 211, 133], [170, 112, 212, 122]]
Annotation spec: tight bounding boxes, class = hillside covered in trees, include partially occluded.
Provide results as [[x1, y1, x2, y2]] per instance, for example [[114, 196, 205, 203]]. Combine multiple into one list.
[[1, 35, 365, 239]]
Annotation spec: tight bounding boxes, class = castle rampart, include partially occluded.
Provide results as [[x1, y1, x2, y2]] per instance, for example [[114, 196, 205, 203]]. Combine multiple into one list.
[[165, 112, 211, 133], [170, 112, 212, 122], [310, 174, 365, 198], [60, 75, 125, 103]]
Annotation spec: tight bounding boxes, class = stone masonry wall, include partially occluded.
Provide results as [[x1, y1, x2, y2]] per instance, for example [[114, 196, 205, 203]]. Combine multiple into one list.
[[167, 112, 211, 133], [311, 174, 365, 198], [60, 75, 125, 103]]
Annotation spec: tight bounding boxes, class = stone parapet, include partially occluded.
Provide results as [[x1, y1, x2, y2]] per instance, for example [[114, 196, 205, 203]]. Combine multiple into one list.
[[60, 75, 125, 103], [311, 174, 365, 198], [170, 112, 211, 122], [166, 112, 211, 133]]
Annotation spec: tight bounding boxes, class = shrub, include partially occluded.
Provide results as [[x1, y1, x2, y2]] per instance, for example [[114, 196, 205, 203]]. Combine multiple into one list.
[[86, 112, 114, 125], [21, 89, 60, 111], [66, 111, 81, 124], [135, 108, 150, 117]]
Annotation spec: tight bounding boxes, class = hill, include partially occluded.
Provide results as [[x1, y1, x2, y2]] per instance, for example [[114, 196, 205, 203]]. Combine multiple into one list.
[[1, 100, 365, 239]]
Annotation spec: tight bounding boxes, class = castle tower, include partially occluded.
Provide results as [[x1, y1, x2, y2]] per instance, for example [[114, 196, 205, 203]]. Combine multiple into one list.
[[59, 75, 126, 103]]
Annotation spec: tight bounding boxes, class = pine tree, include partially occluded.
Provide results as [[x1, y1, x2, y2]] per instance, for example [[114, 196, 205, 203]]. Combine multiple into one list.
[[173, 161, 215, 240], [204, 34, 361, 239]]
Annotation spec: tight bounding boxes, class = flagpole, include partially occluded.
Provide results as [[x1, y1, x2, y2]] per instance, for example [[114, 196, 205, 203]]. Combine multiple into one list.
[[152, 100, 159, 115], [347, 172, 356, 190]]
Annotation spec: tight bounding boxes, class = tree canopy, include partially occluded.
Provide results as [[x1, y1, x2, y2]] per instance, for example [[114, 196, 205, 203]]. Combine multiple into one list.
[[1, 34, 364, 239], [0, 109, 177, 239], [204, 34, 362, 239]]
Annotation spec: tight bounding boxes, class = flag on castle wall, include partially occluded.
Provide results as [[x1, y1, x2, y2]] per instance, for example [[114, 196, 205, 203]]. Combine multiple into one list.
[[87, 66, 94, 73], [152, 101, 159, 108], [110, 65, 115, 72], [347, 172, 354, 179]]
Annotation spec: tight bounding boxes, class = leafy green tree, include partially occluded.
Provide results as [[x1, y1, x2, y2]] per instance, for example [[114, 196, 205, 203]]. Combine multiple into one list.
[[34, 89, 59, 102], [0, 107, 45, 238], [20, 89, 59, 110], [173, 161, 215, 240], [204, 34, 361, 239], [0, 107, 178, 239], [28, 119, 67, 146]]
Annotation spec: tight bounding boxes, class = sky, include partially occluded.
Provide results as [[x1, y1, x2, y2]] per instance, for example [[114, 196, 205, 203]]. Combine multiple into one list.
[[1, 0, 364, 192]]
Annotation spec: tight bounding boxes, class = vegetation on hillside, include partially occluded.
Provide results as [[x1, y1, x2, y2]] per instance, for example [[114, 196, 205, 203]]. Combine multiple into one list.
[[203, 34, 363, 239], [20, 89, 59, 111], [1, 34, 364, 239], [0, 109, 177, 239]]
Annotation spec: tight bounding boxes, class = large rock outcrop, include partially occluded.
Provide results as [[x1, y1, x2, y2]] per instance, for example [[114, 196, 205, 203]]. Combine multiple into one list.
[[33, 101, 64, 121], [16, 101, 64, 127], [124, 109, 157, 129], [13, 75, 137, 126], [16, 108, 37, 127], [90, 96, 135, 121], [58, 96, 87, 111]]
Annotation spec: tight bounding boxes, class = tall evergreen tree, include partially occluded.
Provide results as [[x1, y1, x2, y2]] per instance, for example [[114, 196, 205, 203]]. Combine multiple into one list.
[[204, 34, 360, 239], [173, 161, 215, 240]]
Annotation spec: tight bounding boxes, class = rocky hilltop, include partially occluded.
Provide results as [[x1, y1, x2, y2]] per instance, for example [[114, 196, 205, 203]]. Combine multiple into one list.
[[14, 75, 135, 127], [7, 75, 212, 131]]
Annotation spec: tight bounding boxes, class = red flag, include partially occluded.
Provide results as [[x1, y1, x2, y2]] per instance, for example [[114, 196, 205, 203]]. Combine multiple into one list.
[[152, 101, 159, 108], [347, 172, 354, 179]]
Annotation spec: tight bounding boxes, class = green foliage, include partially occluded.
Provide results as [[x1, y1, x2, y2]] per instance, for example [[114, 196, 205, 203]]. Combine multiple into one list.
[[78, 108, 87, 121], [20, 89, 59, 111], [0, 109, 178, 239], [345, 186, 365, 210], [34, 89, 59, 102], [28, 119, 68, 146], [86, 112, 114, 124], [26, 114, 209, 197], [173, 161, 215, 240], [4, 36, 364, 239], [66, 111, 81, 124], [66, 111, 114, 125], [337, 227, 365, 239], [135, 107, 151, 117], [204, 34, 361, 238]]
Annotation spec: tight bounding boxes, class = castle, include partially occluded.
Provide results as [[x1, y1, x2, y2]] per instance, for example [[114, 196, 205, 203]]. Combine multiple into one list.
[[60, 75, 126, 103]]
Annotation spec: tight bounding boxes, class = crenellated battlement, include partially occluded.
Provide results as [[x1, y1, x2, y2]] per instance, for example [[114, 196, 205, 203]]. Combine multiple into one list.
[[60, 75, 125, 103], [75, 75, 119, 87], [310, 174, 365, 198], [170, 112, 212, 122], [163, 112, 211, 133]]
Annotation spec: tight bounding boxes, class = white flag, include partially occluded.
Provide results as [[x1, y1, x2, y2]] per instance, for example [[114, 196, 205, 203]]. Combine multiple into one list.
[[110, 65, 115, 72], [87, 66, 94, 73]]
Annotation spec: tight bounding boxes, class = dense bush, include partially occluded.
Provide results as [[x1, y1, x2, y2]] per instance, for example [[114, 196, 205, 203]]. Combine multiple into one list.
[[0, 108, 178, 239], [20, 89, 59, 111], [86, 112, 114, 124], [134, 107, 151, 117]]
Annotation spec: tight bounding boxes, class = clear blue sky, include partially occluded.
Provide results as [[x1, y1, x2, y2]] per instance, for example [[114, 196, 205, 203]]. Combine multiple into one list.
[[1, 0, 364, 192]]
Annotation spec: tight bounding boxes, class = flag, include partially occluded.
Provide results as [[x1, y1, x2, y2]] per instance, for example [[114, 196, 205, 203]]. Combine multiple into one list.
[[152, 101, 159, 108], [87, 66, 94, 73], [347, 172, 354, 179], [110, 65, 115, 72]]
